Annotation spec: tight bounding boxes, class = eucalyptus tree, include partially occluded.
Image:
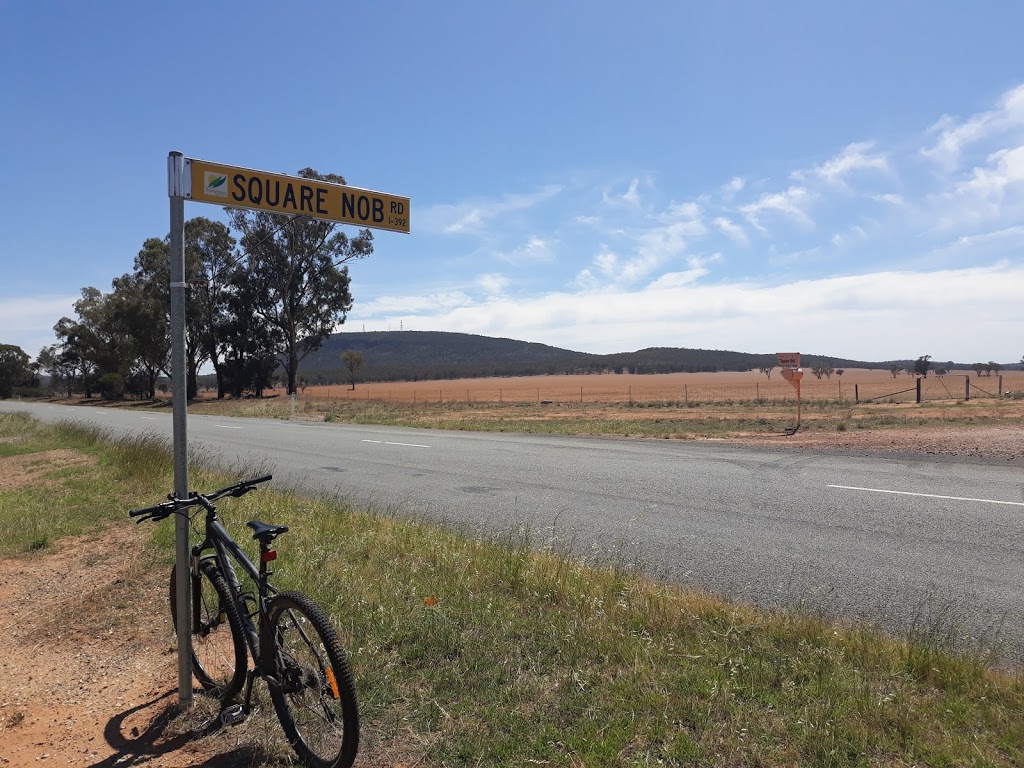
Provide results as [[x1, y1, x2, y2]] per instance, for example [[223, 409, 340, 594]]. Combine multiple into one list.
[[226, 168, 374, 395], [0, 344, 31, 398]]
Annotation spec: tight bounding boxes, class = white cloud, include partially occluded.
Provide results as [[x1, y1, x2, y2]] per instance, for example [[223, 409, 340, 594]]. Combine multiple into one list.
[[420, 185, 563, 235], [602, 177, 645, 207], [739, 186, 813, 230], [572, 199, 707, 287], [870, 193, 904, 206], [928, 144, 1024, 229], [495, 236, 555, 265], [955, 145, 1024, 199], [354, 263, 1024, 361], [358, 290, 474, 315], [0, 294, 78, 357], [921, 84, 1024, 170], [721, 177, 745, 197], [476, 273, 509, 296], [793, 141, 889, 185], [712, 216, 749, 245]]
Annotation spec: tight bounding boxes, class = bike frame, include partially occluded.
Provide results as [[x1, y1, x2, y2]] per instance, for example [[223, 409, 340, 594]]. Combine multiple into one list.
[[192, 505, 278, 676]]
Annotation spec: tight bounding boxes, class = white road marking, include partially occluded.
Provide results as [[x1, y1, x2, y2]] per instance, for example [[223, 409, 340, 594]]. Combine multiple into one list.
[[140, 416, 157, 420], [362, 439, 431, 448], [215, 424, 244, 430], [828, 485, 1024, 507]]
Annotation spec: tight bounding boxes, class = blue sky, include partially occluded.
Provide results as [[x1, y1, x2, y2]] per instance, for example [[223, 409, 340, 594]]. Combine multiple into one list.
[[3, 1, 1024, 363]]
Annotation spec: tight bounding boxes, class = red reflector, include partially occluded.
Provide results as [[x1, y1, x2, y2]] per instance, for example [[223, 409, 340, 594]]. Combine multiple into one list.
[[261, 550, 277, 562]]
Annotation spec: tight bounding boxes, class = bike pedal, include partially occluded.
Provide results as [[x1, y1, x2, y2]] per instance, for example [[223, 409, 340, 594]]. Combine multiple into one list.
[[220, 703, 247, 726]]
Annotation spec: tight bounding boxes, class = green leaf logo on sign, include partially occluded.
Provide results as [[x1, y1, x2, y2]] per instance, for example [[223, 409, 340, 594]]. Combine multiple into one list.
[[204, 173, 228, 197]]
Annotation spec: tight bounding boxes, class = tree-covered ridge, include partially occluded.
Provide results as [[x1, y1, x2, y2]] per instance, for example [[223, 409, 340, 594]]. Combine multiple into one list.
[[292, 331, 960, 385]]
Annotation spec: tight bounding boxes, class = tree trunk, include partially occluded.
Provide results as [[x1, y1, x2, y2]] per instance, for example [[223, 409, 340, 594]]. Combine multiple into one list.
[[187, 361, 199, 401], [286, 346, 299, 395]]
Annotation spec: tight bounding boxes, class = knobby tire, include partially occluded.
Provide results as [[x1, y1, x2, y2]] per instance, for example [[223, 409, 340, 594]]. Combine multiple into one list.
[[169, 560, 247, 701], [267, 591, 359, 768]]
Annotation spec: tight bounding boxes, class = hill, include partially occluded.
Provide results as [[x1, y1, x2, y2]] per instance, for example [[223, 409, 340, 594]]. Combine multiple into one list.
[[292, 331, 916, 385]]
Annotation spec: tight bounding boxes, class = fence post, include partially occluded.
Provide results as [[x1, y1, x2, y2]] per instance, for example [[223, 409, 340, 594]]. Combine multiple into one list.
[[628, 385, 632, 404], [838, 381, 841, 400], [756, 382, 760, 400], [580, 386, 583, 403], [855, 384, 859, 403], [965, 376, 970, 401], [537, 387, 540, 403], [998, 374, 1003, 396], [684, 384, 688, 404], [499, 387, 502, 403], [916, 377, 922, 403]]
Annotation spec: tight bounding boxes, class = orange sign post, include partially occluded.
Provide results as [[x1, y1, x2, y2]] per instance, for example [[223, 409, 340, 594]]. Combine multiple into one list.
[[777, 353, 803, 434]]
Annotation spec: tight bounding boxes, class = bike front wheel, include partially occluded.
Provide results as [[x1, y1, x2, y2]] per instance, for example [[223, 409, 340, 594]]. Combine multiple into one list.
[[267, 591, 359, 768], [169, 560, 247, 700]]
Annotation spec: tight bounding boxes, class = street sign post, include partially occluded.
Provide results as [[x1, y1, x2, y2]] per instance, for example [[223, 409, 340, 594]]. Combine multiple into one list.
[[776, 352, 803, 433], [166, 152, 408, 710]]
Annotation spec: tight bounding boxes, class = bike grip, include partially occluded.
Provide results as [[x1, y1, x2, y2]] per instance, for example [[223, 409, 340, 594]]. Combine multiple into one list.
[[128, 503, 165, 518], [246, 474, 273, 485]]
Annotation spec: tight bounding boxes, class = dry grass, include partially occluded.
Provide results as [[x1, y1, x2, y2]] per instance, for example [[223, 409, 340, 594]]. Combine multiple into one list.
[[261, 368, 1024, 405]]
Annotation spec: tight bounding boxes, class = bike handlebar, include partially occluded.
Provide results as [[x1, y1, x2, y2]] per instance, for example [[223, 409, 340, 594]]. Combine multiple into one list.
[[128, 475, 273, 522]]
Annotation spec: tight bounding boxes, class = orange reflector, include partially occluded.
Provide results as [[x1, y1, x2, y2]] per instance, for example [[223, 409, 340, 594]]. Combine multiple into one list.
[[261, 550, 277, 562], [326, 667, 340, 699]]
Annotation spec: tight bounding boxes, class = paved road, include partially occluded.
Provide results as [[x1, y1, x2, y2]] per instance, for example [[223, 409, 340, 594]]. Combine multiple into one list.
[[5, 400, 1024, 661]]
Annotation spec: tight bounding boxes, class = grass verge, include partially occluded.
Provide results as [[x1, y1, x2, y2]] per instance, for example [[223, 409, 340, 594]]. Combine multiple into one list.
[[177, 396, 1024, 440], [2, 411, 1022, 766]]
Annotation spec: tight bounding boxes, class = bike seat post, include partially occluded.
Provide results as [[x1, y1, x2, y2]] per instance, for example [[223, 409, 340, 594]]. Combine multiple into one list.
[[257, 536, 277, 584]]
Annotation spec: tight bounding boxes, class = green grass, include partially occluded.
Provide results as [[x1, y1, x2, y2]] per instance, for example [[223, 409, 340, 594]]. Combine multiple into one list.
[[3, 411, 1024, 766]]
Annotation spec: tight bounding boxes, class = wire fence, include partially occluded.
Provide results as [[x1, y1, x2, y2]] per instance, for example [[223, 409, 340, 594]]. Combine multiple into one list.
[[271, 373, 1015, 406]]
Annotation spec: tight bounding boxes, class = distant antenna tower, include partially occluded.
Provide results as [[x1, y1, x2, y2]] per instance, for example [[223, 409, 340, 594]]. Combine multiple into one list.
[[400, 320, 403, 331], [362, 324, 365, 333]]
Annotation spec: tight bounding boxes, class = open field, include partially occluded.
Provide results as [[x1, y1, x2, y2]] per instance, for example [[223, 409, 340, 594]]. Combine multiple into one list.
[[174, 368, 1024, 454], [2, 412, 1024, 766], [269, 368, 1024, 405]]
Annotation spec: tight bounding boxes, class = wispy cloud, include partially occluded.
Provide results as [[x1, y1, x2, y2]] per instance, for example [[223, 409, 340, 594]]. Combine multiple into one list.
[[495, 236, 555, 265], [921, 84, 1024, 170], [712, 216, 748, 245], [574, 200, 706, 287], [793, 141, 889, 185], [721, 176, 745, 198], [739, 186, 813, 230], [419, 185, 563, 235]]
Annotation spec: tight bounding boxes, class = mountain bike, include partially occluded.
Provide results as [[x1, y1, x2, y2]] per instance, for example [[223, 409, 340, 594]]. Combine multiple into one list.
[[130, 475, 359, 768]]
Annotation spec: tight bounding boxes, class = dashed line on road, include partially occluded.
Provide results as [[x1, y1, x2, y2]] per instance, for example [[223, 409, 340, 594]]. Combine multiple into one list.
[[828, 485, 1024, 507], [215, 425, 244, 430], [362, 439, 431, 449], [140, 416, 157, 420]]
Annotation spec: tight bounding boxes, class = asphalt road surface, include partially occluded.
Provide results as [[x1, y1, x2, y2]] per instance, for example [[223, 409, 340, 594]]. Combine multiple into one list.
[[5, 400, 1023, 662]]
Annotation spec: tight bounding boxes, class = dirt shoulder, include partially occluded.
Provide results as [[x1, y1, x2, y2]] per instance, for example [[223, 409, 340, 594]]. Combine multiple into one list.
[[727, 424, 1024, 463]]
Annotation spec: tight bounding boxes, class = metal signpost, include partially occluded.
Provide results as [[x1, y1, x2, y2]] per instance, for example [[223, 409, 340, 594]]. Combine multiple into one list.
[[166, 152, 409, 709], [777, 352, 803, 434]]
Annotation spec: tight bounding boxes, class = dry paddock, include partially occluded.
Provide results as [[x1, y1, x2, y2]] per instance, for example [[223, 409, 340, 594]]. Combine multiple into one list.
[[266, 368, 1024, 405]]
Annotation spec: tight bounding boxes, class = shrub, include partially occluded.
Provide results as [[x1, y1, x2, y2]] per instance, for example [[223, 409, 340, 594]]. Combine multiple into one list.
[[97, 372, 126, 401]]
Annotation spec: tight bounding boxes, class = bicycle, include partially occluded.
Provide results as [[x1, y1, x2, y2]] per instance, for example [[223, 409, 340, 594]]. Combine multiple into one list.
[[130, 475, 359, 768]]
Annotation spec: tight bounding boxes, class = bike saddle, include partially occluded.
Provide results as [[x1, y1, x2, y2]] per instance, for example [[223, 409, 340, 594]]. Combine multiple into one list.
[[246, 520, 290, 543]]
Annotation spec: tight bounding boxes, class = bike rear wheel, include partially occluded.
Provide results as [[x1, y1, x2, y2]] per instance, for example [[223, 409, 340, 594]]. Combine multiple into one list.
[[169, 560, 247, 700], [267, 591, 359, 768]]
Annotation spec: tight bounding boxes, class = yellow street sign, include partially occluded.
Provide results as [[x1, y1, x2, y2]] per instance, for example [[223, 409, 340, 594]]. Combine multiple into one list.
[[186, 158, 410, 234]]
